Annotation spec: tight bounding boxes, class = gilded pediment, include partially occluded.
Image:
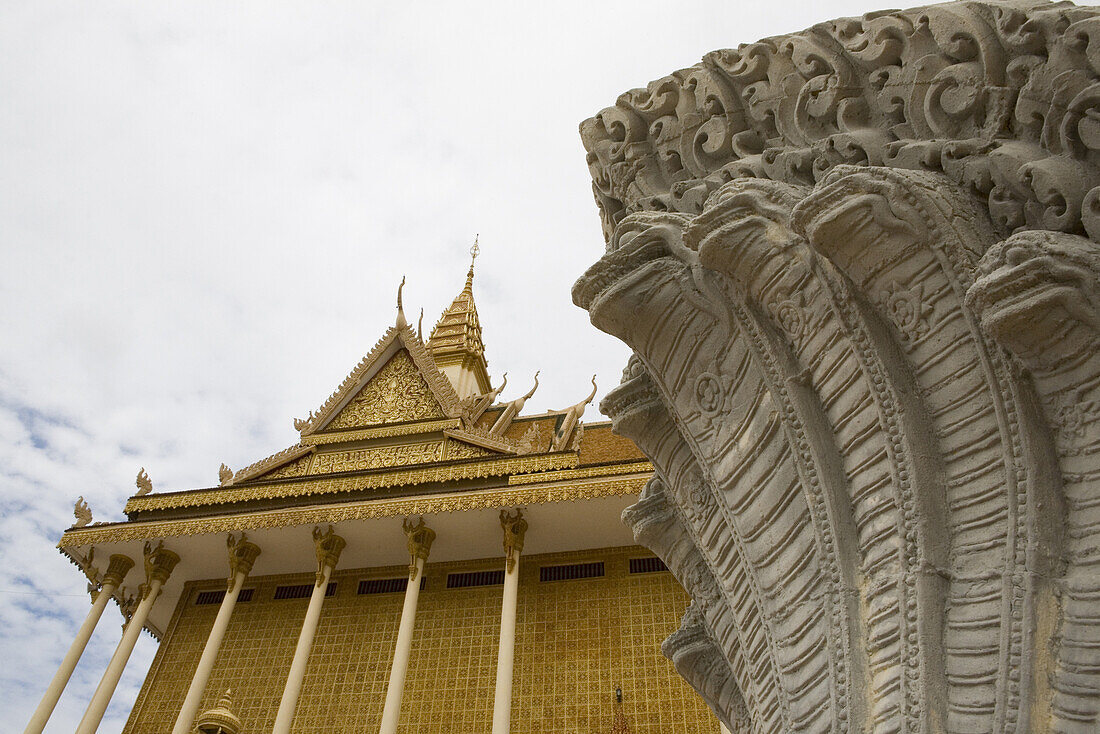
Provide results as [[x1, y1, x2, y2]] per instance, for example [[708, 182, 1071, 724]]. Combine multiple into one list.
[[326, 349, 446, 430], [247, 436, 497, 483]]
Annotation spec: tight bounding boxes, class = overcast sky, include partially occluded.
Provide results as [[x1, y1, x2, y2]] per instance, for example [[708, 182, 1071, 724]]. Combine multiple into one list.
[[2, 1, 882, 730]]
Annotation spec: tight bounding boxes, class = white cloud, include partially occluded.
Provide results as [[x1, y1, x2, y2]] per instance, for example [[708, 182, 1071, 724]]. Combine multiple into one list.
[[0, 0, 883, 730]]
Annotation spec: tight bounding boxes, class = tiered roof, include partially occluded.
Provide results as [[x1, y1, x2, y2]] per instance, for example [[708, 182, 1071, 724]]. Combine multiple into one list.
[[427, 263, 491, 397], [106, 268, 646, 524]]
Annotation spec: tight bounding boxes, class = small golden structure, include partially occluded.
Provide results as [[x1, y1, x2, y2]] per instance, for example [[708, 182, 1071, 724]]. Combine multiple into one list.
[[192, 689, 242, 734]]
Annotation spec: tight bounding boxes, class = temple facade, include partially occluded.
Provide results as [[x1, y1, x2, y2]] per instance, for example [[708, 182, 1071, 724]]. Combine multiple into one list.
[[27, 260, 724, 733]]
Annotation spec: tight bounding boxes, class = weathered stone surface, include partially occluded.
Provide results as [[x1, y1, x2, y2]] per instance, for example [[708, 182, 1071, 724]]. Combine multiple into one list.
[[574, 2, 1100, 732]]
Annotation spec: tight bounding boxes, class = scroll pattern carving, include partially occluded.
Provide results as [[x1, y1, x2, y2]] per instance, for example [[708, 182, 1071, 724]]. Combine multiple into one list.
[[311, 442, 443, 474], [575, 7, 1100, 730], [581, 0, 1100, 245]]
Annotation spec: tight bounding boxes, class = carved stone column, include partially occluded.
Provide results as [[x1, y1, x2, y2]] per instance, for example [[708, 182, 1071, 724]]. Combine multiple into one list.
[[76, 543, 178, 734], [491, 509, 526, 734], [378, 518, 435, 734], [571, 3, 1100, 730], [272, 526, 345, 734], [23, 554, 134, 734], [171, 534, 261, 734]]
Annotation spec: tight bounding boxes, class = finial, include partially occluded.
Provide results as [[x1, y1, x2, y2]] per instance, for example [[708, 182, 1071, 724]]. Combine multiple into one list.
[[417, 307, 424, 341], [396, 276, 407, 328], [522, 371, 541, 400], [135, 467, 153, 496], [219, 463, 233, 486], [466, 234, 479, 287], [74, 496, 92, 527]]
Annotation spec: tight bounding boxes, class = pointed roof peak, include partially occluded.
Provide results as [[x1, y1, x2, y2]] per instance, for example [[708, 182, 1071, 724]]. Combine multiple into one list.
[[465, 233, 479, 289], [427, 237, 491, 397], [395, 276, 408, 329]]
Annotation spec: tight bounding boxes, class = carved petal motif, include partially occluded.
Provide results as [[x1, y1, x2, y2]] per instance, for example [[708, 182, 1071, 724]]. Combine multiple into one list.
[[577, 106, 1100, 734]]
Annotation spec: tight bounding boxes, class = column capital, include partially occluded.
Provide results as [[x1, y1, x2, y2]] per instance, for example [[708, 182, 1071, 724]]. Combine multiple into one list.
[[312, 525, 346, 585], [226, 532, 262, 587], [499, 509, 527, 574], [140, 541, 180, 598], [402, 517, 436, 580], [94, 554, 135, 601]]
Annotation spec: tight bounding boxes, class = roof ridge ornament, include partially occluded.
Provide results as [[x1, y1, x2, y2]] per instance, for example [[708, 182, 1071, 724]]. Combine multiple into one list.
[[489, 371, 540, 437], [396, 276, 407, 329], [552, 375, 597, 451], [135, 467, 153, 496]]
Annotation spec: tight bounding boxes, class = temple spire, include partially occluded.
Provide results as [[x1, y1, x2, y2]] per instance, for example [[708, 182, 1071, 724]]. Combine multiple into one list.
[[427, 237, 491, 398], [467, 234, 479, 288]]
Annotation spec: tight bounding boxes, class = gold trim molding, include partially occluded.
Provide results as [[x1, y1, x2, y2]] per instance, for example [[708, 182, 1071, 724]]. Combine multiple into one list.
[[61, 476, 650, 547], [507, 460, 653, 485], [124, 453, 580, 513], [301, 419, 461, 446]]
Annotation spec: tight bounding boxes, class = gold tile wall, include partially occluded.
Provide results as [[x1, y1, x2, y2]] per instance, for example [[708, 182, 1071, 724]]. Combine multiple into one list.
[[124, 546, 718, 733]]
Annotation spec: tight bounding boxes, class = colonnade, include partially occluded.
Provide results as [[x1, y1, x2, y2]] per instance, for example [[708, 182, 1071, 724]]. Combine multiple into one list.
[[25, 509, 529, 734]]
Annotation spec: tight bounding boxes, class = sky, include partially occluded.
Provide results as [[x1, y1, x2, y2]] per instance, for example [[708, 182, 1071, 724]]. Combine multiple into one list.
[[1, 1, 882, 730]]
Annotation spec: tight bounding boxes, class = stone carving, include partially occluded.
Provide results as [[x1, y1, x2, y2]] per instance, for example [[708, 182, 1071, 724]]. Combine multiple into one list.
[[500, 508, 527, 574], [517, 422, 550, 454], [140, 541, 180, 599], [490, 372, 540, 437], [73, 496, 92, 527], [551, 376, 597, 451], [402, 516, 436, 580], [225, 532, 261, 588], [135, 468, 152, 495], [218, 463, 233, 486], [574, 3, 1100, 731], [311, 525, 346, 585]]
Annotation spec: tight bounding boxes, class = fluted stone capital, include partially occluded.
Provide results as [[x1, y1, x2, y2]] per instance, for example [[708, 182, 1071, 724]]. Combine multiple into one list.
[[402, 517, 435, 580], [226, 533, 261, 588], [499, 509, 527, 573], [312, 525, 346, 585], [140, 541, 179, 598]]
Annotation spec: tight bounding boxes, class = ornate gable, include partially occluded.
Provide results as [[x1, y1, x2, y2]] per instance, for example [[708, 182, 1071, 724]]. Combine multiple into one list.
[[327, 349, 445, 429], [299, 324, 464, 437]]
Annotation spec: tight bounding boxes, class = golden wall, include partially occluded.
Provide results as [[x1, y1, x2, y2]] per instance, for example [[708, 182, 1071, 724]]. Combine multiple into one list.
[[124, 545, 719, 733]]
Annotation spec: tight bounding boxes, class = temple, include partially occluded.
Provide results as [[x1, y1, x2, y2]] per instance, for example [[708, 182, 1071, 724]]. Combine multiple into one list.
[[26, 255, 724, 733]]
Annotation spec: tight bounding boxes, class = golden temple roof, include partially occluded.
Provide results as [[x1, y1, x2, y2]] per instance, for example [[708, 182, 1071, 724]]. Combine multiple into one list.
[[70, 261, 649, 530]]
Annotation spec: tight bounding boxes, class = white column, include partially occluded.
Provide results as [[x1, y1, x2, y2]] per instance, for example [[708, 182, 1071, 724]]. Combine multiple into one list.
[[491, 509, 527, 734], [171, 535, 260, 734], [76, 543, 179, 734], [378, 518, 435, 734], [24, 554, 134, 734], [272, 526, 345, 734]]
